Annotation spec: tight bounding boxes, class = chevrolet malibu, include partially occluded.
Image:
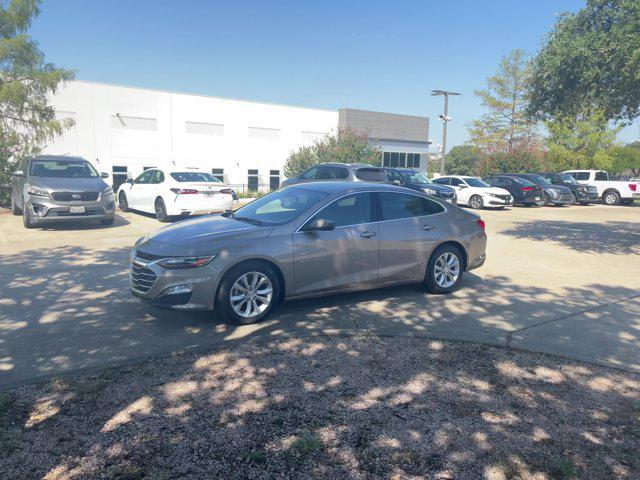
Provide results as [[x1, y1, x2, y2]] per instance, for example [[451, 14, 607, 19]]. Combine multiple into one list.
[[130, 182, 487, 324]]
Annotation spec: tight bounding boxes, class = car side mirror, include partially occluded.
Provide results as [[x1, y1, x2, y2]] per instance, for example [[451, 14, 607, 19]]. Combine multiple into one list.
[[13, 170, 24, 177], [302, 218, 335, 232], [458, 185, 468, 189], [100, 172, 109, 179], [126, 179, 134, 184]]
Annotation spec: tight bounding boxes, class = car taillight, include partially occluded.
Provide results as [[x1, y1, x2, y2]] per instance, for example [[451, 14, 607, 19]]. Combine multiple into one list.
[[477, 219, 485, 232], [520, 186, 534, 191], [170, 188, 198, 195], [219, 189, 233, 194], [630, 184, 637, 192]]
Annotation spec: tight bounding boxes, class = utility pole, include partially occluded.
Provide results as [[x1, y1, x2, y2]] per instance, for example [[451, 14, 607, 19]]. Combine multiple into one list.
[[431, 90, 461, 175]]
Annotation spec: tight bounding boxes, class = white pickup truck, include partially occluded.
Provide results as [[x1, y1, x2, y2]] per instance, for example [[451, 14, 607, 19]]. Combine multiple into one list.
[[563, 170, 640, 206]]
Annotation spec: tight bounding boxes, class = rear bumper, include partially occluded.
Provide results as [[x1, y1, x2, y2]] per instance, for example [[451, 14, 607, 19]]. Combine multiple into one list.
[[166, 195, 235, 216]]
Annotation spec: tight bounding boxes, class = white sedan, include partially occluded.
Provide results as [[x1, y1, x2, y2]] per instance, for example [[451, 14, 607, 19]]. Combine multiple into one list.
[[433, 175, 512, 209], [117, 169, 235, 221]]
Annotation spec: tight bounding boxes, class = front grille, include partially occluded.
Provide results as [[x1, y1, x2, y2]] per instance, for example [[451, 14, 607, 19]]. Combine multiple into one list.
[[493, 194, 511, 200], [560, 194, 574, 202], [130, 261, 157, 293], [439, 191, 455, 198], [51, 191, 99, 202]]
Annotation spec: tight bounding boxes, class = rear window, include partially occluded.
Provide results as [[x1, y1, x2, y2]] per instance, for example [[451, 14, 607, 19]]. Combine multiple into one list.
[[355, 168, 386, 182], [510, 177, 536, 186], [170, 172, 221, 182]]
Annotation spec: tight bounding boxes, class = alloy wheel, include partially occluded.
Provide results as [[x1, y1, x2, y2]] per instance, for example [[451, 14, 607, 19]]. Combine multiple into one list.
[[604, 192, 618, 205], [434, 252, 460, 288], [230, 272, 273, 318]]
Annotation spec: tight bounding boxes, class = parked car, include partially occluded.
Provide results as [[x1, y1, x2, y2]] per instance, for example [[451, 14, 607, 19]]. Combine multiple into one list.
[[503, 173, 574, 206], [10, 155, 116, 229], [117, 169, 235, 222], [482, 175, 544, 206], [562, 170, 639, 206], [432, 175, 512, 209], [129, 182, 487, 324], [280, 163, 387, 187], [382, 167, 457, 203], [540, 172, 599, 205]]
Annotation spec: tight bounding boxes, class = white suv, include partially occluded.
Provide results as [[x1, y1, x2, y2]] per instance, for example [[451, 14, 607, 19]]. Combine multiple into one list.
[[563, 170, 639, 206], [433, 175, 513, 209]]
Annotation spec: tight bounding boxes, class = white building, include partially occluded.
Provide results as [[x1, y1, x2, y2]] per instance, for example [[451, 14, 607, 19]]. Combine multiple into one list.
[[45, 81, 430, 192]]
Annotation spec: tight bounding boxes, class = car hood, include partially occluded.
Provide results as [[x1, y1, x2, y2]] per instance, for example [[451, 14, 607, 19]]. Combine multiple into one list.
[[145, 214, 274, 249], [31, 176, 108, 192], [419, 183, 454, 194]]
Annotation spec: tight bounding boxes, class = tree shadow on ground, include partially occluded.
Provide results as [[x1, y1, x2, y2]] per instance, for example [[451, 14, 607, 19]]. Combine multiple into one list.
[[1, 336, 639, 479], [500, 220, 640, 255], [35, 213, 130, 231]]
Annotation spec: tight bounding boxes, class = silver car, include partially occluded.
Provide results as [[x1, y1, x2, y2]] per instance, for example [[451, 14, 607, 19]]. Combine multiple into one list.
[[130, 182, 487, 324], [11, 155, 116, 228]]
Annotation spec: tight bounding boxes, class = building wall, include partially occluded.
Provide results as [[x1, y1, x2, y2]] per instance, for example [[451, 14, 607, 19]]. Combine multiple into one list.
[[45, 81, 338, 189]]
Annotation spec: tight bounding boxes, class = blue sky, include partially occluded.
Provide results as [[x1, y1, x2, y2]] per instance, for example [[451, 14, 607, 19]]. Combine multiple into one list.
[[32, 0, 639, 149]]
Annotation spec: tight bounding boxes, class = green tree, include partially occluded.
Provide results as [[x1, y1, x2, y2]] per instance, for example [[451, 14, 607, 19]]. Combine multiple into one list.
[[283, 129, 381, 178], [610, 145, 640, 177], [476, 148, 549, 177], [0, 0, 74, 201], [468, 49, 538, 153], [545, 111, 621, 170], [443, 145, 484, 176], [528, 0, 640, 123]]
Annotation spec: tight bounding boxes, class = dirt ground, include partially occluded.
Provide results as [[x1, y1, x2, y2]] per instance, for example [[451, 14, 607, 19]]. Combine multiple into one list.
[[1, 336, 639, 480]]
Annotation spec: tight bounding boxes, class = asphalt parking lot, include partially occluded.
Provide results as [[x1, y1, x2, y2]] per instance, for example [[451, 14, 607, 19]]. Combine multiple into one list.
[[0, 203, 639, 388]]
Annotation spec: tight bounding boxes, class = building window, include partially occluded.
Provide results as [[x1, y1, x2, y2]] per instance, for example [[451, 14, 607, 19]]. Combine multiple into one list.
[[111, 115, 157, 131], [248, 169, 259, 191], [383, 152, 422, 168], [407, 153, 421, 168], [269, 170, 280, 190], [212, 168, 224, 182], [248, 127, 280, 140], [112, 166, 128, 192], [185, 121, 224, 136]]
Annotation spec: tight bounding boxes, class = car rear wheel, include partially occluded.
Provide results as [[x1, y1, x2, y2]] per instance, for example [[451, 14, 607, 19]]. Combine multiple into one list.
[[535, 195, 546, 207], [424, 245, 464, 294], [155, 197, 170, 222], [603, 190, 620, 206], [469, 195, 484, 209], [217, 261, 280, 324], [118, 191, 130, 212]]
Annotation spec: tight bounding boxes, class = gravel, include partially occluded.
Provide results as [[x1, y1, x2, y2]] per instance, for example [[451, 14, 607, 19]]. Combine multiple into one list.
[[1, 336, 639, 479]]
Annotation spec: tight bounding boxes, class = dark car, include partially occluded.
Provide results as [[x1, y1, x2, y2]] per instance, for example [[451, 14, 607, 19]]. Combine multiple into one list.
[[280, 163, 387, 188], [540, 172, 599, 205], [503, 173, 574, 206], [383, 167, 457, 204], [483, 175, 544, 206]]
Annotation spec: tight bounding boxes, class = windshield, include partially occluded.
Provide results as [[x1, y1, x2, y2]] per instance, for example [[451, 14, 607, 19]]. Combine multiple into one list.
[[465, 178, 490, 188], [230, 187, 330, 226], [403, 171, 432, 185], [559, 173, 578, 184], [523, 174, 551, 185], [170, 172, 221, 183], [30, 160, 98, 178]]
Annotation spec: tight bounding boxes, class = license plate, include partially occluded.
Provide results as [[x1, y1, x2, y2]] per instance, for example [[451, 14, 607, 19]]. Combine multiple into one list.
[[204, 191, 216, 197], [445, 198, 453, 203], [70, 206, 85, 214], [534, 196, 540, 201]]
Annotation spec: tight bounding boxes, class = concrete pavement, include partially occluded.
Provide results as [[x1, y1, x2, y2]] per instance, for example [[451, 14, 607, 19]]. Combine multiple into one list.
[[0, 203, 638, 388]]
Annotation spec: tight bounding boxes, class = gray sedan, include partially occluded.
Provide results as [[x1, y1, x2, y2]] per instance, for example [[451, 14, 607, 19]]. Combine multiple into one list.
[[130, 182, 487, 324]]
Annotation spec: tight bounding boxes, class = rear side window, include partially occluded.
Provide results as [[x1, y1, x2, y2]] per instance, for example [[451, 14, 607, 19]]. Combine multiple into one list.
[[309, 193, 372, 228], [449, 178, 464, 186], [573, 172, 590, 181], [317, 166, 349, 180], [355, 168, 386, 182], [379, 192, 444, 221], [594, 171, 608, 181]]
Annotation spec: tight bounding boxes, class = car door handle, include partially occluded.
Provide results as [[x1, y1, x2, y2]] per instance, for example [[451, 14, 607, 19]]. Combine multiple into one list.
[[360, 231, 376, 238], [421, 224, 435, 231]]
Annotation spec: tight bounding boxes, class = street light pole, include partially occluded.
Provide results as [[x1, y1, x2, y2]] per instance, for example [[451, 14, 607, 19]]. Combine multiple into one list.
[[431, 90, 461, 176]]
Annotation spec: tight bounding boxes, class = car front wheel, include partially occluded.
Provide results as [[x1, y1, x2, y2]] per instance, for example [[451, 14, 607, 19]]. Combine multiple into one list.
[[22, 203, 37, 229], [424, 245, 464, 294], [217, 261, 280, 324], [469, 195, 484, 209]]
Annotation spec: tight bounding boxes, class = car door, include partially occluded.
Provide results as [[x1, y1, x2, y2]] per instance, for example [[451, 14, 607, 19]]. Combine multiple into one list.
[[293, 192, 379, 295], [376, 192, 444, 282], [449, 177, 471, 204], [127, 170, 153, 210], [142, 170, 164, 209], [12, 158, 29, 209]]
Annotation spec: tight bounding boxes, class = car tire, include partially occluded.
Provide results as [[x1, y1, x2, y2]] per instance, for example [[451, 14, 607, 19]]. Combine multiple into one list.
[[424, 244, 464, 294], [535, 195, 546, 207], [469, 195, 484, 209], [22, 203, 37, 229], [10, 195, 22, 215], [118, 191, 130, 212], [217, 261, 281, 325], [603, 190, 620, 206], [100, 216, 115, 226], [154, 197, 170, 222]]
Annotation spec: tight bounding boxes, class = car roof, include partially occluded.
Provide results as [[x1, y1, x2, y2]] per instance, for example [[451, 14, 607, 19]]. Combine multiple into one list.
[[316, 162, 377, 168], [29, 155, 88, 163], [285, 181, 411, 195]]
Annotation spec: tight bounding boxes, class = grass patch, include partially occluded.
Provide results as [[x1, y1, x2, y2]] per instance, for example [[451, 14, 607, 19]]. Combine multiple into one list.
[[247, 449, 267, 464], [556, 457, 578, 479], [291, 430, 323, 455], [0, 392, 13, 415]]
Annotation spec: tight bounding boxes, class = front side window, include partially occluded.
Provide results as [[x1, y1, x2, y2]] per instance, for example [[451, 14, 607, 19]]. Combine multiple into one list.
[[172, 172, 220, 183], [559, 173, 577, 184], [386, 169, 403, 184], [134, 170, 153, 184], [29, 160, 98, 178], [150, 170, 164, 184], [433, 177, 450, 185], [307, 193, 372, 228], [403, 171, 431, 185], [449, 178, 464, 186], [379, 192, 444, 221]]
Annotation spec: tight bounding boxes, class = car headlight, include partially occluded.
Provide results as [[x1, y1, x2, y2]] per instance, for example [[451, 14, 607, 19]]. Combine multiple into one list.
[[102, 186, 114, 196], [27, 185, 50, 198], [157, 255, 216, 269], [422, 188, 437, 195]]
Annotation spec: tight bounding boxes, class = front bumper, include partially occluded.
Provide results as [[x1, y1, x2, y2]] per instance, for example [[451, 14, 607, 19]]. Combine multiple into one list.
[[25, 194, 116, 222], [549, 193, 574, 205], [574, 190, 599, 202], [485, 195, 513, 207], [129, 253, 222, 310]]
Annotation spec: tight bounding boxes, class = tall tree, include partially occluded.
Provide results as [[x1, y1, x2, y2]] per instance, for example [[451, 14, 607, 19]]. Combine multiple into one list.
[[610, 145, 640, 177], [528, 0, 640, 123], [468, 49, 538, 153], [0, 0, 74, 198], [443, 145, 484, 176]]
